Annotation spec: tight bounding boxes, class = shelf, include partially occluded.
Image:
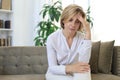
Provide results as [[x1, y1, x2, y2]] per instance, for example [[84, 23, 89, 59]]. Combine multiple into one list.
[[0, 28, 13, 31], [0, 0, 13, 46], [0, 9, 13, 14]]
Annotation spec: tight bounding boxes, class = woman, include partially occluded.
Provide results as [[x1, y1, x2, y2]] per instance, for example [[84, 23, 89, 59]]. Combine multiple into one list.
[[46, 4, 92, 80]]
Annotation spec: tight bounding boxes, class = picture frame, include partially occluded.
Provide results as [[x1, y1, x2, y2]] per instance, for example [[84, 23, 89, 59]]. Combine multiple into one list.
[[1, 0, 12, 10]]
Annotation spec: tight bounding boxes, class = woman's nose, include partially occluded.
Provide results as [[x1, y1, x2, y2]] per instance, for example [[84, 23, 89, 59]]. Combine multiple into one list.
[[71, 22, 75, 26]]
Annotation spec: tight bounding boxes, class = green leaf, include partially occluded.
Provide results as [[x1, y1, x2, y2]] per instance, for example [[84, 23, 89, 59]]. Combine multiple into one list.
[[49, 7, 54, 21], [43, 9, 47, 19], [34, 0, 62, 46], [55, 11, 61, 22]]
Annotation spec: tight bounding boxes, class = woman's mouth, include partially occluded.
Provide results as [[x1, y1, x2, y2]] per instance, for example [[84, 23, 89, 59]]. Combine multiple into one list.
[[70, 28, 75, 31]]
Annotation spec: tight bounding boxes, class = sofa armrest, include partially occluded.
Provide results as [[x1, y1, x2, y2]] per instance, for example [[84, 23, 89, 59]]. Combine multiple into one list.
[[112, 46, 120, 76]]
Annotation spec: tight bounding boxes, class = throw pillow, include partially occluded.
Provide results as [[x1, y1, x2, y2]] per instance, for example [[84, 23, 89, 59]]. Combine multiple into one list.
[[98, 40, 115, 74], [89, 41, 101, 73]]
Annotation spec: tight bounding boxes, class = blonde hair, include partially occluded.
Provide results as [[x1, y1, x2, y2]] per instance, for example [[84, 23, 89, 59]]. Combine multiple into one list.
[[60, 4, 86, 30]]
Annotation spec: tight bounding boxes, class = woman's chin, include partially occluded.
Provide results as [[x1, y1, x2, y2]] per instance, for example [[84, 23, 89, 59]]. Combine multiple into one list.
[[69, 30, 76, 34]]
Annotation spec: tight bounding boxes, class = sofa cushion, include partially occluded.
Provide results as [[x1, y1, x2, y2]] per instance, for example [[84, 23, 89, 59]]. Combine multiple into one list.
[[0, 46, 48, 75], [0, 74, 45, 80], [90, 41, 101, 73], [112, 46, 120, 76], [98, 40, 115, 73], [91, 73, 120, 80]]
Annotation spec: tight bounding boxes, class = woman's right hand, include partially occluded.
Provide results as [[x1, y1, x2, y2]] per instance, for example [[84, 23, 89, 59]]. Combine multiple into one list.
[[66, 62, 90, 74]]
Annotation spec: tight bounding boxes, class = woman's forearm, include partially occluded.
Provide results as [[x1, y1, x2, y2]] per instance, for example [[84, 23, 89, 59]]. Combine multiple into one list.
[[65, 62, 90, 74], [84, 23, 91, 40], [84, 30, 91, 40]]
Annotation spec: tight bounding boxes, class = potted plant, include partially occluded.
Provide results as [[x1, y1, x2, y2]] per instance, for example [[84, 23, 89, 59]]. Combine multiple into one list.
[[86, 6, 93, 28], [34, 1, 62, 46]]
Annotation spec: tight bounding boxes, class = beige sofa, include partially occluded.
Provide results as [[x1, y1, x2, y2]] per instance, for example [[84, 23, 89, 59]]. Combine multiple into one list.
[[0, 41, 120, 80]]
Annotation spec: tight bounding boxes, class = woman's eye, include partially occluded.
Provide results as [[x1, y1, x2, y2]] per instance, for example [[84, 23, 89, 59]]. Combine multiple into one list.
[[69, 19, 73, 22]]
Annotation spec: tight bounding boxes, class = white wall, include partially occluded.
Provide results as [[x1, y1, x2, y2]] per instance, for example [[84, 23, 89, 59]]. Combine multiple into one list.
[[90, 0, 120, 45], [12, 0, 44, 46], [62, 0, 88, 10]]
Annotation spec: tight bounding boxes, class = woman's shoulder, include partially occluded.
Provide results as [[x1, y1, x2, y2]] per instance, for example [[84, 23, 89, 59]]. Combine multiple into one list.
[[47, 29, 62, 46], [47, 29, 62, 39]]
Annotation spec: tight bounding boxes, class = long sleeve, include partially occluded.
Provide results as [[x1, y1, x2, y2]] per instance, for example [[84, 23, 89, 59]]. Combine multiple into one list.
[[46, 35, 66, 75], [77, 40, 92, 63]]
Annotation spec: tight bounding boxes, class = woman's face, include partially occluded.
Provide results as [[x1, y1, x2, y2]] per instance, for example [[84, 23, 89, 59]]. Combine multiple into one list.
[[63, 15, 81, 34]]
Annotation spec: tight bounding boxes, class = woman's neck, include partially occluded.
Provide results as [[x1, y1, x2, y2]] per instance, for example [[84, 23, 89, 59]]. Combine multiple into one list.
[[62, 29, 77, 48], [62, 29, 76, 39]]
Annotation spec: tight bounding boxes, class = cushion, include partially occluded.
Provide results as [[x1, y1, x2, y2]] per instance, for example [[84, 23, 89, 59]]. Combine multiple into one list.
[[89, 41, 101, 73], [98, 40, 115, 73], [0, 74, 45, 80], [91, 73, 120, 80]]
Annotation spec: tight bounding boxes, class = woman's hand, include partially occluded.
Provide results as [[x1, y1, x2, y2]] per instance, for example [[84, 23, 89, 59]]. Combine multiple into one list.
[[66, 62, 90, 74], [78, 15, 90, 31], [77, 15, 91, 40]]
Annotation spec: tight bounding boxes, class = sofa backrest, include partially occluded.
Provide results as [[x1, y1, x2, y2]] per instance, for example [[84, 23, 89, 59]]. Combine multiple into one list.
[[112, 46, 120, 76], [0, 46, 48, 75], [0, 46, 120, 76]]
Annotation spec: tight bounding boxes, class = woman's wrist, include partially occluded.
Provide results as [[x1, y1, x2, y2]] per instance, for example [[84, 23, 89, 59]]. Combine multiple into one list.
[[84, 25, 91, 40], [66, 65, 73, 75], [84, 30, 91, 40]]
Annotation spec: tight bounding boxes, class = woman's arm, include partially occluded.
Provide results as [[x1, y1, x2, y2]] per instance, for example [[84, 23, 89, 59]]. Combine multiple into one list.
[[84, 22, 91, 40], [65, 15, 92, 73], [66, 62, 90, 74], [78, 14, 91, 40], [46, 36, 66, 75], [65, 40, 91, 74]]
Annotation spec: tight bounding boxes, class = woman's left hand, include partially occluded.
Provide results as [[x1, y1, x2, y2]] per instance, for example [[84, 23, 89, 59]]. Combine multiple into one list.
[[77, 14, 90, 32], [77, 14, 91, 40]]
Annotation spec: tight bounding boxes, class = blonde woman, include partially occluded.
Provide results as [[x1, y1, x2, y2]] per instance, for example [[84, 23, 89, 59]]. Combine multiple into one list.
[[46, 4, 92, 80]]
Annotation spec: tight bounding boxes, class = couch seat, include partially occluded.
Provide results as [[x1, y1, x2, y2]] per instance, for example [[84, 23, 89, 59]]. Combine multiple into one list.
[[92, 73, 120, 80], [0, 74, 45, 80]]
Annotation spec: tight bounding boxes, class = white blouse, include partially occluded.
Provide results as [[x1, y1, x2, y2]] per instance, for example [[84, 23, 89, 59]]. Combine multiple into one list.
[[46, 29, 92, 75]]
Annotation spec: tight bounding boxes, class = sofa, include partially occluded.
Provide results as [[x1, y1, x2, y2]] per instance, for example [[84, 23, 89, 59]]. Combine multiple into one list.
[[0, 41, 120, 80]]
